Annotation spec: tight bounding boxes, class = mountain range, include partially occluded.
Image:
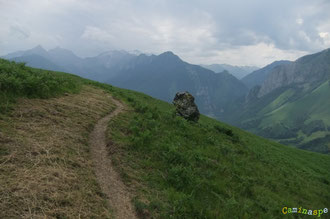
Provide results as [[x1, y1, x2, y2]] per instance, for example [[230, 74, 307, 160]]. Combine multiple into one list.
[[108, 52, 248, 117], [2, 46, 248, 118], [1, 58, 329, 218], [229, 48, 330, 153], [3, 46, 330, 153]]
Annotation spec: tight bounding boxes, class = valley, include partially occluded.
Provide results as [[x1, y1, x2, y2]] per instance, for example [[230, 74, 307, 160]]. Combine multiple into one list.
[[0, 58, 329, 218], [1, 1, 330, 218], [230, 49, 330, 154]]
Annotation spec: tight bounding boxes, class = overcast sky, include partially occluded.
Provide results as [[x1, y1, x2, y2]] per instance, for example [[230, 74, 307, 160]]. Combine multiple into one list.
[[1, 0, 330, 66]]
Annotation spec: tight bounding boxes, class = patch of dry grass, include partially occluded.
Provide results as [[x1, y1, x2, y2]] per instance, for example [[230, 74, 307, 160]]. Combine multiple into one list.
[[0, 86, 115, 218]]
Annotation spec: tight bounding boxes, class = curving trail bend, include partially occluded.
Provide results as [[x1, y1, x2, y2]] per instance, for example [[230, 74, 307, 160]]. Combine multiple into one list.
[[90, 97, 137, 219]]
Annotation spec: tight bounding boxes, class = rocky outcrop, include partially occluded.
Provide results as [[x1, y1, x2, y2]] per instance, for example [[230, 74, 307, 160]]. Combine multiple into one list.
[[258, 48, 330, 97], [241, 60, 291, 89], [173, 92, 200, 122]]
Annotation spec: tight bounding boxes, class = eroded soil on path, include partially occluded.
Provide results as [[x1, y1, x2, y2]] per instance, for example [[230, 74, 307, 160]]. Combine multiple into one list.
[[90, 97, 137, 219]]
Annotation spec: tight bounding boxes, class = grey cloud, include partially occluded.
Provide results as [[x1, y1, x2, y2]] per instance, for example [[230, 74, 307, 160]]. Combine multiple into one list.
[[0, 0, 330, 66], [205, 0, 330, 51]]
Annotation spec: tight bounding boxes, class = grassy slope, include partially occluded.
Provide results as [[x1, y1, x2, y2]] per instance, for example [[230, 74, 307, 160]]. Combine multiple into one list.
[[0, 59, 83, 114], [1, 59, 330, 218], [261, 81, 330, 127], [106, 88, 330, 218], [249, 81, 330, 153], [258, 88, 295, 117]]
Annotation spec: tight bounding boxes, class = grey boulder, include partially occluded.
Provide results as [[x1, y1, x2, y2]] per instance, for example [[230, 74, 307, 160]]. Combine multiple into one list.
[[173, 91, 200, 122]]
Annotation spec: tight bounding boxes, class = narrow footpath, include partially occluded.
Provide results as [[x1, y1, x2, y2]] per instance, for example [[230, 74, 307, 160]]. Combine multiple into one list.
[[90, 97, 137, 219]]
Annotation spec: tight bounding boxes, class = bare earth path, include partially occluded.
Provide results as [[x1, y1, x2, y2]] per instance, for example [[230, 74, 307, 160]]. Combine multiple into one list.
[[90, 97, 137, 219]]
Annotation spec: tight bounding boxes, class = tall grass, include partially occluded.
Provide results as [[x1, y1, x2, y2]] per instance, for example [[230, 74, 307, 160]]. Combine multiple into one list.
[[0, 59, 81, 113]]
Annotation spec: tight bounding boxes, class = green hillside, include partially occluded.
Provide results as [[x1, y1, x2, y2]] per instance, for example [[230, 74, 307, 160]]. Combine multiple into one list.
[[236, 81, 330, 154], [232, 48, 330, 154], [0, 59, 329, 218]]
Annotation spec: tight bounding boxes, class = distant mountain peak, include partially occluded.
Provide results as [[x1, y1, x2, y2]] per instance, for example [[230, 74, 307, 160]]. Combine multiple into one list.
[[158, 51, 182, 62], [19, 45, 50, 59], [47, 47, 81, 65], [31, 45, 46, 52], [161, 51, 175, 55]]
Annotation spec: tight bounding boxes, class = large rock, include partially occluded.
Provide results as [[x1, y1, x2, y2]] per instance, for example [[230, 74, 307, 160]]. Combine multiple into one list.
[[173, 92, 200, 122]]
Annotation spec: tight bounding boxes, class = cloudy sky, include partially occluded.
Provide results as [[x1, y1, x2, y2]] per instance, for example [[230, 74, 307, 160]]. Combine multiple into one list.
[[1, 0, 330, 66]]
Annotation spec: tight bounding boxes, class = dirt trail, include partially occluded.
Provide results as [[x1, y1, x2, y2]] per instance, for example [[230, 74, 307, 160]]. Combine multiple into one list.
[[90, 97, 137, 219]]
